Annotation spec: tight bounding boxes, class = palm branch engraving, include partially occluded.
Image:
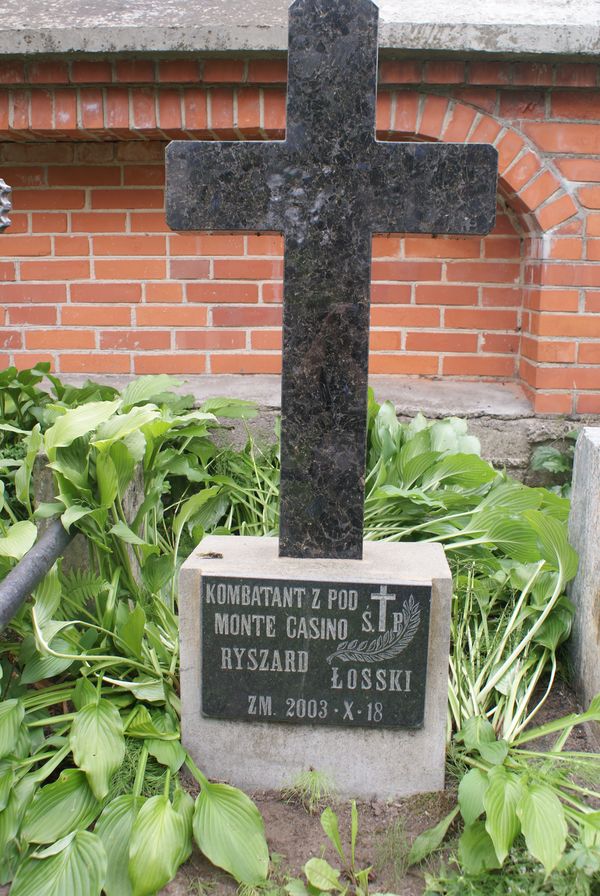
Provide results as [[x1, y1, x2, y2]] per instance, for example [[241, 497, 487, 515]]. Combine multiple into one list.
[[327, 595, 421, 665]]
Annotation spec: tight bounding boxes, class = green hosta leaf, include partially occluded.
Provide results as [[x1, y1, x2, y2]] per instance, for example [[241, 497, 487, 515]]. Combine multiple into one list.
[[95, 451, 119, 507], [285, 880, 310, 896], [458, 768, 488, 826], [422, 453, 496, 491], [0, 520, 37, 560], [407, 806, 459, 866], [70, 699, 125, 800], [193, 781, 269, 884], [22, 769, 101, 844], [173, 788, 194, 867], [96, 794, 144, 896], [200, 396, 258, 419], [10, 830, 107, 896], [108, 520, 149, 546], [0, 763, 14, 811], [458, 821, 501, 874], [304, 858, 341, 892], [125, 706, 163, 738], [517, 783, 567, 875], [321, 806, 345, 862], [522, 511, 578, 582], [120, 375, 183, 410], [21, 637, 75, 684], [93, 405, 160, 450], [146, 737, 186, 773], [117, 604, 146, 659], [459, 716, 496, 751], [478, 739, 509, 765], [33, 567, 61, 628], [0, 699, 24, 759], [61, 504, 95, 531], [484, 766, 521, 864], [129, 794, 191, 896], [44, 400, 121, 458], [108, 676, 165, 703], [173, 487, 229, 543], [72, 676, 97, 710]]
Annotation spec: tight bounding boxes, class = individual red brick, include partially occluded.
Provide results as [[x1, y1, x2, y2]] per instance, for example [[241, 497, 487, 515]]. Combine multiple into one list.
[[370, 307, 440, 327], [71, 61, 113, 83], [54, 236, 90, 256], [481, 333, 519, 354], [446, 261, 521, 283], [20, 260, 89, 280], [588, 214, 600, 237], [203, 61, 245, 83], [531, 392, 573, 414], [53, 89, 78, 132], [28, 61, 69, 83], [524, 123, 600, 154], [415, 285, 479, 305], [578, 186, 600, 209], [91, 188, 164, 209], [370, 355, 438, 375], [93, 235, 166, 256], [213, 259, 284, 280], [159, 61, 200, 83], [170, 233, 244, 255], [454, 87, 497, 113], [2, 143, 72, 163], [481, 287, 522, 307], [183, 88, 208, 132], [116, 142, 165, 162], [378, 61, 422, 84], [424, 61, 465, 84], [513, 63, 553, 86], [30, 89, 54, 131], [468, 116, 502, 144], [2, 212, 27, 233], [116, 60, 155, 83], [12, 352, 54, 369], [247, 59, 287, 83], [146, 283, 184, 303], [442, 104, 477, 142], [443, 356, 516, 376], [62, 306, 132, 326], [236, 88, 262, 136], [503, 152, 541, 193], [11, 90, 30, 130], [469, 62, 511, 85], [0, 62, 25, 84], [530, 313, 600, 337], [176, 330, 246, 350], [2, 235, 51, 256], [369, 332, 402, 351], [27, 329, 95, 349], [406, 332, 478, 352], [246, 234, 284, 256], [0, 331, 23, 349], [251, 330, 283, 350], [77, 144, 115, 163], [129, 212, 170, 232], [14, 189, 85, 210], [542, 263, 599, 287], [131, 89, 157, 130], [376, 91, 393, 133], [405, 236, 481, 258], [48, 165, 120, 186], [71, 283, 142, 303], [521, 336, 576, 363], [392, 91, 419, 134], [61, 353, 131, 374], [211, 354, 281, 374], [586, 292, 600, 312], [526, 289, 579, 312], [495, 131, 526, 173], [558, 159, 600, 182], [213, 307, 282, 327], [484, 237, 521, 259], [576, 393, 600, 412], [105, 87, 130, 132], [209, 87, 235, 135], [418, 95, 449, 139], [95, 259, 166, 280], [71, 212, 127, 232], [8, 306, 57, 326], [124, 165, 165, 186], [446, 309, 519, 330], [551, 91, 600, 120], [2, 283, 66, 303], [549, 236, 582, 260], [519, 170, 561, 210], [134, 354, 205, 374], [158, 89, 184, 133], [263, 88, 286, 134], [0, 92, 10, 131], [169, 259, 211, 279], [187, 282, 259, 303], [136, 306, 207, 326], [578, 343, 600, 363], [372, 261, 442, 281], [555, 64, 597, 87], [261, 282, 283, 303], [100, 330, 170, 350]]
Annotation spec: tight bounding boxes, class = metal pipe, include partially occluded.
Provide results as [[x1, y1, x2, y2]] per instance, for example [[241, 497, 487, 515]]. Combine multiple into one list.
[[0, 520, 74, 629]]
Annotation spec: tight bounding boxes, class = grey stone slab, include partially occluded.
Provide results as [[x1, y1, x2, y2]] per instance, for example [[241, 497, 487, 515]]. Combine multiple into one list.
[[1, 0, 599, 57], [179, 535, 452, 798], [568, 428, 600, 724], [166, 0, 498, 562]]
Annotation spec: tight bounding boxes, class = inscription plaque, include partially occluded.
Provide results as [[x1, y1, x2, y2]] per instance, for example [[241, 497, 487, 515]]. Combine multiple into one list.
[[201, 576, 431, 729]]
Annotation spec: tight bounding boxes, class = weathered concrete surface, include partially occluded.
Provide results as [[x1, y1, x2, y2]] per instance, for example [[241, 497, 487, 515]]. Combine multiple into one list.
[[568, 429, 600, 741], [1, 0, 599, 57], [180, 535, 452, 798], [57, 373, 586, 481]]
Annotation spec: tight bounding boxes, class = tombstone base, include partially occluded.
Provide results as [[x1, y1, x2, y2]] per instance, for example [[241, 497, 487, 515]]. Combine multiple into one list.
[[179, 535, 452, 799]]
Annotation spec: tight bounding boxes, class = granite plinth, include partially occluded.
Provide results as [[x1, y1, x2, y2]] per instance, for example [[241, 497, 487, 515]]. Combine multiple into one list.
[[179, 535, 453, 798], [568, 428, 600, 742], [166, 0, 498, 562]]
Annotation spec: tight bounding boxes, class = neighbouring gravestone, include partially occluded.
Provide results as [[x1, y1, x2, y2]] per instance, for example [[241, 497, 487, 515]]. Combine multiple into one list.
[[171, 0, 497, 797], [568, 428, 600, 741]]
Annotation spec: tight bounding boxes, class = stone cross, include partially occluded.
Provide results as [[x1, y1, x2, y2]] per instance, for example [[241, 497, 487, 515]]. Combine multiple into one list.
[[166, 0, 498, 561]]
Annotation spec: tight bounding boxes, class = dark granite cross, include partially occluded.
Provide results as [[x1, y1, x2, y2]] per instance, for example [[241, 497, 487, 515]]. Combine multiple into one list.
[[166, 0, 498, 561]]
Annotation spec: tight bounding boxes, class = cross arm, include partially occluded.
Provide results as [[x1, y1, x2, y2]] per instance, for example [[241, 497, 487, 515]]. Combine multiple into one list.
[[370, 142, 498, 235], [166, 141, 287, 232]]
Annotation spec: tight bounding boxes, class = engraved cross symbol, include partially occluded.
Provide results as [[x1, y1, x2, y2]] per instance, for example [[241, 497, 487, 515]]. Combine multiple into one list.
[[166, 0, 498, 561], [370, 584, 396, 632]]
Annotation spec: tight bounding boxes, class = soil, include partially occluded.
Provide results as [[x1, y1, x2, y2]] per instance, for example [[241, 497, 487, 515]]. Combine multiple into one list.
[[162, 678, 599, 896]]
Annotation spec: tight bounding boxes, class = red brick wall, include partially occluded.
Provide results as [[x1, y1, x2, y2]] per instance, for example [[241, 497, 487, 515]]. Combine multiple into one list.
[[0, 56, 599, 413]]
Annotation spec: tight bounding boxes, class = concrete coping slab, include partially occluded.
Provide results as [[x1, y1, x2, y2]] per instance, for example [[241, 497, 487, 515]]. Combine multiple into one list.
[[1, 0, 599, 58]]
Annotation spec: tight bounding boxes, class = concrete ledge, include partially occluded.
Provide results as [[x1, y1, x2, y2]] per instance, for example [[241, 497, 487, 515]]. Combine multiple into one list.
[[1, 0, 599, 57]]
